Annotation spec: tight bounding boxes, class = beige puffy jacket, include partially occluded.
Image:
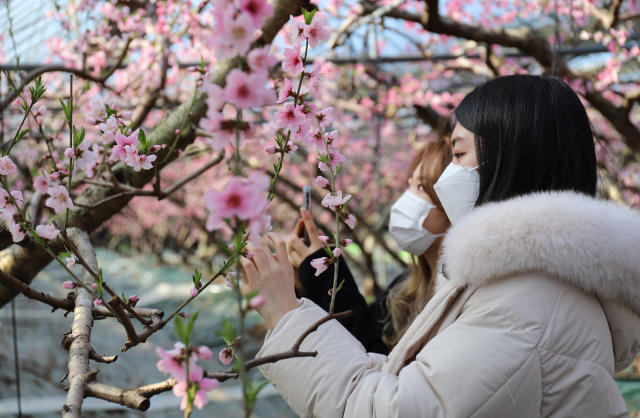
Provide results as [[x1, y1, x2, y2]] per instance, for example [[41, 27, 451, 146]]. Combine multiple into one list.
[[257, 192, 640, 418]]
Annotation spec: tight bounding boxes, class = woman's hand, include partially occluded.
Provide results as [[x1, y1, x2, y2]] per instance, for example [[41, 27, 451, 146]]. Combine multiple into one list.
[[288, 208, 325, 268], [240, 233, 300, 331]]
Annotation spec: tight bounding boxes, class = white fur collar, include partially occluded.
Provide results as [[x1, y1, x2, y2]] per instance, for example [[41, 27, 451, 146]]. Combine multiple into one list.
[[442, 191, 640, 315]]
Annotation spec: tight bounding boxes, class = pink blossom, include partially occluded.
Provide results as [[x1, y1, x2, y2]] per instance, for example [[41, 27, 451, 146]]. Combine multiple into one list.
[[33, 171, 51, 193], [124, 147, 156, 171], [245, 251, 255, 259], [35, 224, 60, 240], [189, 287, 198, 297], [228, 245, 236, 252], [333, 248, 341, 258], [129, 295, 138, 303], [286, 144, 298, 154], [237, 0, 274, 28], [247, 45, 277, 72], [178, 312, 189, 318], [66, 257, 76, 269], [319, 235, 332, 245], [213, 13, 255, 60], [0, 189, 23, 214], [340, 239, 352, 247], [342, 212, 356, 229], [94, 298, 102, 307], [199, 111, 254, 151], [202, 82, 226, 112], [0, 156, 18, 176], [248, 294, 265, 309], [314, 106, 334, 129], [316, 176, 330, 189], [286, 15, 306, 45], [324, 130, 338, 147], [64, 148, 75, 159], [282, 47, 304, 76], [156, 342, 190, 378], [8, 220, 26, 243], [219, 347, 234, 365], [308, 64, 324, 96], [275, 103, 306, 132], [204, 175, 269, 231], [92, 283, 98, 290], [121, 110, 133, 120], [110, 132, 139, 162], [173, 366, 219, 410], [277, 78, 308, 104], [224, 69, 271, 109], [261, 214, 272, 231], [321, 191, 351, 212], [306, 128, 324, 149], [310, 257, 330, 276], [70, 142, 96, 170], [99, 116, 119, 143], [264, 146, 277, 154], [62, 281, 76, 289], [87, 100, 107, 125], [304, 17, 330, 48], [46, 185, 73, 213], [224, 273, 236, 289], [319, 150, 346, 171], [196, 345, 213, 360]]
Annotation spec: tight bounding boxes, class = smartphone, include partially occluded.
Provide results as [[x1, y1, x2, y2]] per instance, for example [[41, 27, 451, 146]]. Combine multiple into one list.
[[303, 186, 311, 246]]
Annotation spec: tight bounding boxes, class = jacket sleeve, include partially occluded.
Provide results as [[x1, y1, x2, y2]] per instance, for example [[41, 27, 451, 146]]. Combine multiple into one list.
[[257, 298, 541, 418], [298, 248, 388, 354]]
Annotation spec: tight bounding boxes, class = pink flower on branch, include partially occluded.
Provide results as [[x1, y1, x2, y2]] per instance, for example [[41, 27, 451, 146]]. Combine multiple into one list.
[[341, 212, 356, 229], [0, 156, 18, 176], [275, 103, 306, 132], [318, 150, 346, 172], [282, 47, 304, 76], [204, 175, 269, 233], [124, 147, 156, 171], [316, 176, 330, 190], [248, 294, 265, 310], [247, 45, 277, 73], [196, 345, 213, 360], [99, 115, 119, 143], [94, 298, 102, 307], [277, 78, 308, 104], [219, 347, 234, 365], [212, 13, 255, 60], [286, 15, 306, 45], [45, 185, 73, 213], [333, 248, 341, 257], [308, 63, 324, 97], [304, 17, 330, 48], [310, 257, 331, 276], [110, 132, 139, 162], [312, 105, 334, 129], [66, 257, 76, 269], [200, 111, 255, 151], [237, 0, 274, 28], [66, 142, 96, 170], [62, 281, 77, 289], [33, 171, 51, 193], [86, 100, 107, 125], [189, 287, 198, 297], [224, 69, 272, 109], [0, 189, 23, 214], [321, 191, 351, 212]]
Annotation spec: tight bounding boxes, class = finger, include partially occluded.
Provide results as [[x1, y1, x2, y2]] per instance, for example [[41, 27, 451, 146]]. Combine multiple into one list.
[[293, 219, 305, 239], [289, 251, 303, 268], [245, 241, 273, 273], [239, 256, 258, 285], [289, 235, 309, 256], [300, 208, 324, 247], [267, 233, 288, 266]]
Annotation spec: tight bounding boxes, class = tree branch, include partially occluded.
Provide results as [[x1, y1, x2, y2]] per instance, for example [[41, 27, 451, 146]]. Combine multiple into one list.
[[0, 268, 75, 312]]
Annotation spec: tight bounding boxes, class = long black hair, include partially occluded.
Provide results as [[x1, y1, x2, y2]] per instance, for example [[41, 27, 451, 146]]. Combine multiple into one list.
[[451, 74, 597, 205]]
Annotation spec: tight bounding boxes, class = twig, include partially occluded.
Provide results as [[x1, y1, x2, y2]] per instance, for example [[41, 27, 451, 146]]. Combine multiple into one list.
[[88, 347, 118, 364], [0, 268, 74, 312], [93, 306, 163, 319], [84, 382, 150, 411], [107, 297, 139, 351]]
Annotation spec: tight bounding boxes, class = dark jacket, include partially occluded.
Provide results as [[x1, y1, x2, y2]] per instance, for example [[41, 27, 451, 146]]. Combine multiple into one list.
[[297, 248, 407, 355]]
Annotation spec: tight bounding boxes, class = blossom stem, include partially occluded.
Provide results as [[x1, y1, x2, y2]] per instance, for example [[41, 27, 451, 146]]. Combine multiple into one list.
[[6, 104, 34, 155], [231, 234, 250, 418], [267, 39, 309, 202], [64, 76, 73, 231]]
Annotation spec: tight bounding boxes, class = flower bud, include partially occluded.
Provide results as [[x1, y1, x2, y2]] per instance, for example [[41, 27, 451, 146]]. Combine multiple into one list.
[[245, 251, 255, 259], [189, 287, 198, 297], [264, 146, 277, 154], [91, 283, 98, 290], [248, 294, 266, 310], [219, 347, 234, 365], [228, 245, 235, 252], [94, 298, 102, 307], [333, 248, 341, 258], [175, 129, 181, 135], [178, 312, 189, 318], [340, 239, 352, 247], [316, 176, 330, 189], [64, 148, 75, 159], [66, 257, 76, 269], [62, 281, 76, 289], [129, 295, 138, 303]]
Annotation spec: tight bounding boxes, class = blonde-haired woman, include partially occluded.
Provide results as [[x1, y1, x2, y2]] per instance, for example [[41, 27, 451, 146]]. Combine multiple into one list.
[[286, 139, 452, 353]]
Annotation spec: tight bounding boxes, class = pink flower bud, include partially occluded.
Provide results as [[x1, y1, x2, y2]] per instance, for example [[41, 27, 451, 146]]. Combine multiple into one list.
[[186, 66, 196, 72], [219, 347, 233, 365], [286, 144, 298, 154], [248, 294, 266, 310], [333, 248, 341, 258], [189, 287, 198, 297], [179, 312, 189, 318], [319, 236, 331, 245], [64, 148, 75, 159], [328, 288, 333, 296], [149, 145, 162, 152], [94, 298, 102, 307], [175, 129, 181, 135], [121, 111, 133, 120], [340, 239, 352, 247], [129, 295, 138, 302], [91, 283, 98, 290], [197, 345, 213, 360], [224, 274, 235, 290], [245, 251, 255, 259], [264, 146, 277, 154], [199, 279, 204, 288], [66, 257, 76, 269], [228, 245, 235, 252], [316, 176, 330, 189], [188, 111, 193, 117], [62, 281, 76, 289]]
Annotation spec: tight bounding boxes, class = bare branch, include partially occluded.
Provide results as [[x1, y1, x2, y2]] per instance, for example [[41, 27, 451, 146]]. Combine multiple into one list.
[[85, 382, 151, 411], [0, 268, 74, 312], [94, 305, 164, 319], [89, 347, 118, 364]]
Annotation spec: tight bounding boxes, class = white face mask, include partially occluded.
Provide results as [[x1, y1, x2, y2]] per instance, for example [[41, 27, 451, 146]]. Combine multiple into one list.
[[433, 163, 480, 225], [389, 190, 443, 255]]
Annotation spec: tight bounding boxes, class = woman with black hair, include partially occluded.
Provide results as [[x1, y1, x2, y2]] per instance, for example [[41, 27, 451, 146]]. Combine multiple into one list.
[[240, 74, 640, 417]]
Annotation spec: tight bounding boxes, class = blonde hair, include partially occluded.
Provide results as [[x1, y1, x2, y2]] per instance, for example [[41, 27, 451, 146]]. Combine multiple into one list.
[[381, 139, 451, 348]]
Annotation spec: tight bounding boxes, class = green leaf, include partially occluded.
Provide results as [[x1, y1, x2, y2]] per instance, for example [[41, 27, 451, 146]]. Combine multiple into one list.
[[246, 379, 270, 411], [185, 310, 200, 346], [192, 269, 202, 287], [323, 246, 334, 258], [245, 289, 260, 302], [301, 7, 316, 25], [173, 315, 187, 344], [122, 291, 127, 304], [15, 129, 31, 143], [59, 99, 71, 123], [72, 126, 86, 148], [27, 228, 45, 245], [336, 279, 345, 293], [215, 318, 237, 346]]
